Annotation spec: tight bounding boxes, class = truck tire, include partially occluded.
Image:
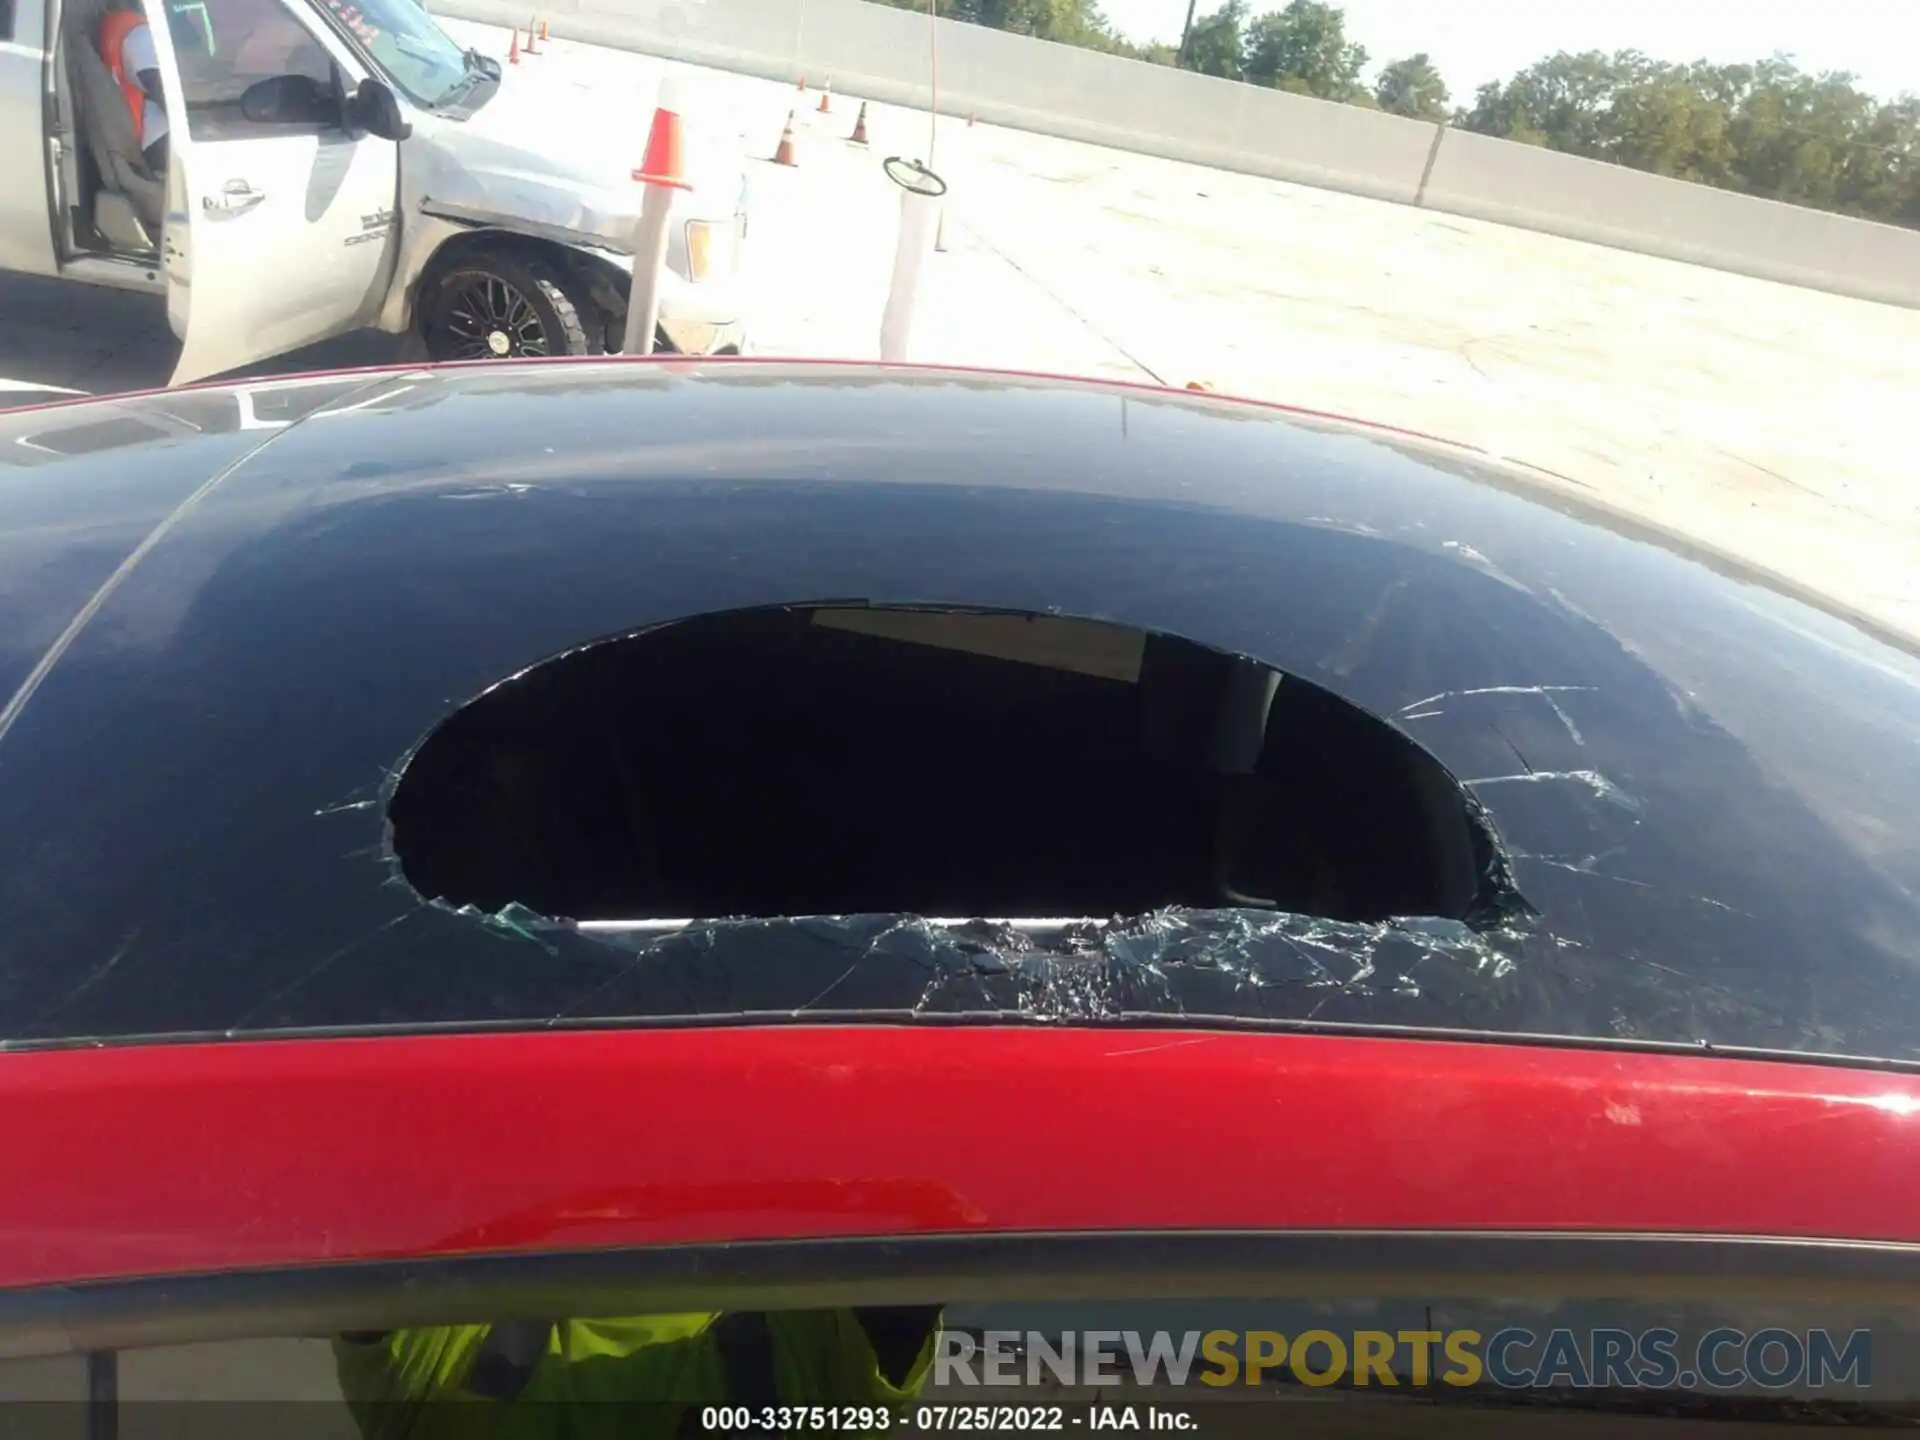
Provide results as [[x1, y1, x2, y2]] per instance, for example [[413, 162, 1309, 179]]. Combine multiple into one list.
[[421, 252, 605, 362]]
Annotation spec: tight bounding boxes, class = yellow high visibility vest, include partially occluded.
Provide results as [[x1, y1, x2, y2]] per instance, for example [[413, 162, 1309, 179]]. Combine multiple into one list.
[[335, 1310, 935, 1440]]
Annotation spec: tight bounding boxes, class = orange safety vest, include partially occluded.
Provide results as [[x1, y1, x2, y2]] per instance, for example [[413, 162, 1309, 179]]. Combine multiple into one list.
[[98, 9, 151, 146]]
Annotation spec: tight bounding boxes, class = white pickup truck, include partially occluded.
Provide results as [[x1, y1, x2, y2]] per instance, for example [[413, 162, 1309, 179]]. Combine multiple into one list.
[[0, 0, 748, 384]]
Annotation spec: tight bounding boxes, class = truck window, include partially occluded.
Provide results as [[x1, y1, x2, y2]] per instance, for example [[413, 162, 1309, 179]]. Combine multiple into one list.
[[308, 0, 465, 106], [164, 0, 336, 138]]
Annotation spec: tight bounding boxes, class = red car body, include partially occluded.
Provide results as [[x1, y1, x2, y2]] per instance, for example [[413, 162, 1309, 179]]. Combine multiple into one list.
[[6, 1028, 1920, 1291]]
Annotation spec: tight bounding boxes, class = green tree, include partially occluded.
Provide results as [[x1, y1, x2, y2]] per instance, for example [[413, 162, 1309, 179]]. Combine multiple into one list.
[[1181, 0, 1247, 79], [1844, 96, 1920, 224], [1724, 62, 1877, 210], [856, 0, 1919, 230], [1457, 45, 1917, 226], [1241, 0, 1367, 100], [876, 0, 1126, 45], [1374, 52, 1449, 118], [1606, 66, 1738, 183], [1127, 39, 1182, 64], [1460, 50, 1647, 157]]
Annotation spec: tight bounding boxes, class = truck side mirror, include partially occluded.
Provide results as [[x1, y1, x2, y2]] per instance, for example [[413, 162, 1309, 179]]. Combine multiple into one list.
[[344, 78, 412, 142], [239, 74, 337, 126]]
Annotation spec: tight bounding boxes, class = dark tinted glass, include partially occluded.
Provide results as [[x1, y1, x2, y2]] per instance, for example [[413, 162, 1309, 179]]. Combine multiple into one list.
[[3, 368, 1918, 1058]]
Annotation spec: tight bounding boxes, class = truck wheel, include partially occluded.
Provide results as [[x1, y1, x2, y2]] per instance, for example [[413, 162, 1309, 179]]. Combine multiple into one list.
[[422, 253, 604, 361]]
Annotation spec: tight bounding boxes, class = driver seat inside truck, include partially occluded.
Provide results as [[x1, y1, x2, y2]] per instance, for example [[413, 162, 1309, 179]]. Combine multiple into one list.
[[62, 0, 166, 251]]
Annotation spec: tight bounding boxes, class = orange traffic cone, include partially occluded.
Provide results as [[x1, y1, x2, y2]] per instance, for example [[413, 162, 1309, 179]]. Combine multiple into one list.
[[507, 27, 520, 62], [524, 14, 538, 51], [817, 79, 832, 114], [538, 18, 549, 40], [849, 101, 868, 144], [633, 104, 691, 189], [772, 112, 797, 166]]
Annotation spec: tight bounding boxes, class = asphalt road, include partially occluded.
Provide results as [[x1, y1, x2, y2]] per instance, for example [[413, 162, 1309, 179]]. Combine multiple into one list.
[[0, 269, 406, 404]]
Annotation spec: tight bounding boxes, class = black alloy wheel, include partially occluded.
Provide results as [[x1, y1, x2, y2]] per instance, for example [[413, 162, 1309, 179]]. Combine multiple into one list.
[[423, 253, 603, 362]]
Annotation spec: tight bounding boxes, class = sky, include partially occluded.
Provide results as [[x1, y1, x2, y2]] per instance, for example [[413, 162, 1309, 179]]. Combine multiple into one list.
[[1095, 0, 1920, 103]]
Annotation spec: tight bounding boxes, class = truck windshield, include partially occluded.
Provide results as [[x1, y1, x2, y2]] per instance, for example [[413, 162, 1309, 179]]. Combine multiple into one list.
[[310, 0, 469, 106]]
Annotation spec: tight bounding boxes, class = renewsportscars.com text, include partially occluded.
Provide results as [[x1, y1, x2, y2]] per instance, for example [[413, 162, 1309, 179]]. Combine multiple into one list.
[[935, 1328, 1873, 1392]]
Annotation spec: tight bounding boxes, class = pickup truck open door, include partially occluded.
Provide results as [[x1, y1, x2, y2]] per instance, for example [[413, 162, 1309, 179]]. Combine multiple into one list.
[[142, 0, 404, 384]]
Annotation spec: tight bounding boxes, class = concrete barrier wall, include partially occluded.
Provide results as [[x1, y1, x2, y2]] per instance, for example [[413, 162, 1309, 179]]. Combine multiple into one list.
[[1423, 128, 1920, 308], [447, 0, 1439, 201], [438, 0, 1920, 308], [788, 10, 1444, 204]]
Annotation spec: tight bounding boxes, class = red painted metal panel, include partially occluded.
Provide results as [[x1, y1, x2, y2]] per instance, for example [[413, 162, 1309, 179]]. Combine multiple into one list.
[[2, 1026, 1914, 1289]]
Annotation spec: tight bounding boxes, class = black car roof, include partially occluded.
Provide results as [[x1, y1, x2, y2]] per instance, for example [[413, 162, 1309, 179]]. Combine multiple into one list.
[[2, 360, 1917, 1061]]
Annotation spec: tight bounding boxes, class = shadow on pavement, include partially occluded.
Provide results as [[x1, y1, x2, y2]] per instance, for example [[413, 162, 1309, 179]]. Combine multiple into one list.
[[0, 272, 407, 409]]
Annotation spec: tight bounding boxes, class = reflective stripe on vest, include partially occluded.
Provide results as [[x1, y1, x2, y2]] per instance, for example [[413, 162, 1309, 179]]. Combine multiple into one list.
[[98, 9, 149, 147]]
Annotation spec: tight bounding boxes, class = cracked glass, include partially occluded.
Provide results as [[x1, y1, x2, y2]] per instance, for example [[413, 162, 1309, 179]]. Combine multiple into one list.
[[0, 366, 1916, 1059]]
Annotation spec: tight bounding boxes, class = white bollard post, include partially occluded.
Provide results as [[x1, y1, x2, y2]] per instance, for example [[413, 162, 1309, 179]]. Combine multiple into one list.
[[623, 188, 676, 356], [625, 83, 691, 357], [879, 158, 946, 363]]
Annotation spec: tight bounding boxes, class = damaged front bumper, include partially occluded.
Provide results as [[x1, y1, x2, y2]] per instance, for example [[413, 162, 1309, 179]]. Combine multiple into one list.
[[657, 315, 745, 357], [644, 214, 749, 356]]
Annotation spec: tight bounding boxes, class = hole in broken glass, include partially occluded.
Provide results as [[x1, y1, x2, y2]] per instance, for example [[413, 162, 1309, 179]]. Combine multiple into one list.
[[388, 605, 1524, 938]]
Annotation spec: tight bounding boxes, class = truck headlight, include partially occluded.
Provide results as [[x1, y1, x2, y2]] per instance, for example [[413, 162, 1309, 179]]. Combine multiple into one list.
[[684, 218, 734, 281]]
